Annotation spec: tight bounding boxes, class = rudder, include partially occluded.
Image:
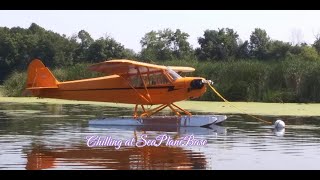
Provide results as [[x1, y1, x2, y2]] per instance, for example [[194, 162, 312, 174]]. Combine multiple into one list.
[[26, 59, 59, 89]]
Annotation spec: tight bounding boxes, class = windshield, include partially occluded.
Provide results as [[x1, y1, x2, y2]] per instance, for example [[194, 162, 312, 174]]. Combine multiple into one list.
[[166, 67, 182, 81]]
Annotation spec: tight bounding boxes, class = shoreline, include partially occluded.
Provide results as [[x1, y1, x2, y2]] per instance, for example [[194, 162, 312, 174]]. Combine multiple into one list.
[[1, 97, 320, 117]]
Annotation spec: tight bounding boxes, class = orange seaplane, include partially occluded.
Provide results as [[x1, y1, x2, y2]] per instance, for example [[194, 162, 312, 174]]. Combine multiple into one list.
[[25, 59, 226, 125]]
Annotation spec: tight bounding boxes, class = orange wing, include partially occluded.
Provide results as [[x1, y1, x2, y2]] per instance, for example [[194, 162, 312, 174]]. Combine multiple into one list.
[[168, 66, 195, 73], [88, 59, 195, 75]]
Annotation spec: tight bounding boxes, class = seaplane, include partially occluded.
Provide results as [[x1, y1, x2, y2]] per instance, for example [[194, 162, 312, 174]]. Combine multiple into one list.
[[25, 59, 227, 127]]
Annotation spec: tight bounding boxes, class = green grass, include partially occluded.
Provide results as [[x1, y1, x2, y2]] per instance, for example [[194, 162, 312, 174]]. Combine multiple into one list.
[[1, 97, 320, 117]]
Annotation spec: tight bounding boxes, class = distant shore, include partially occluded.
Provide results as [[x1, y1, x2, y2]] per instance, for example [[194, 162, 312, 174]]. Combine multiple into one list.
[[1, 96, 319, 117]]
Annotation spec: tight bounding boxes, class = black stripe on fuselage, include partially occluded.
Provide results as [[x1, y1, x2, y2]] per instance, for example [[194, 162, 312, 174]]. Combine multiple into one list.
[[58, 86, 180, 91]]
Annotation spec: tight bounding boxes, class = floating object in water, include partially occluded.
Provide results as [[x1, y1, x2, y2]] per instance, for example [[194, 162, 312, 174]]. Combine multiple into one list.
[[273, 128, 285, 137], [89, 115, 227, 127], [274, 119, 285, 129]]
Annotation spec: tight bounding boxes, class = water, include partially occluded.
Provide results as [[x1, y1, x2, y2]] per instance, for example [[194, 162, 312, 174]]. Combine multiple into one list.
[[0, 102, 320, 170]]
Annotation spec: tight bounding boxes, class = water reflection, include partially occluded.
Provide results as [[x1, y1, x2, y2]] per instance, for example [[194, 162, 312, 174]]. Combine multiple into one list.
[[25, 144, 207, 170], [23, 116, 226, 170]]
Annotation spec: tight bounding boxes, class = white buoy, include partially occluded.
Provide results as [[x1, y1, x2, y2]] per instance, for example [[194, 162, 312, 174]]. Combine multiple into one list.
[[274, 128, 285, 137], [274, 119, 285, 129]]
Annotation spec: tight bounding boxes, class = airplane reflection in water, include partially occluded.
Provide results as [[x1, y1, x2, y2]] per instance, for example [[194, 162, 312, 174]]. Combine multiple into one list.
[[26, 144, 207, 170], [25, 119, 227, 170]]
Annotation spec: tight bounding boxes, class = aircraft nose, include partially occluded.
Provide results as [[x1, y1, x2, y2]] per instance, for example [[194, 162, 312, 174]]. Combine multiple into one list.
[[190, 79, 205, 89], [189, 78, 213, 89]]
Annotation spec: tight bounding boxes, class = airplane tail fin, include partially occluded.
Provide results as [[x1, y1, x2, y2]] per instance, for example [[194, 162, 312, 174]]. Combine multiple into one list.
[[26, 59, 59, 90]]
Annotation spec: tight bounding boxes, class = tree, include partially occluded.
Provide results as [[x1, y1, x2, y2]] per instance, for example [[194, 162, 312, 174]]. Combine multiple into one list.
[[74, 30, 94, 62], [140, 28, 193, 61], [268, 40, 291, 60], [249, 28, 270, 60], [78, 30, 94, 49], [123, 48, 137, 60], [0, 23, 136, 81], [299, 46, 319, 61], [171, 29, 193, 59], [87, 37, 126, 62], [140, 30, 168, 61], [236, 40, 250, 59], [312, 33, 320, 54], [196, 28, 239, 61]]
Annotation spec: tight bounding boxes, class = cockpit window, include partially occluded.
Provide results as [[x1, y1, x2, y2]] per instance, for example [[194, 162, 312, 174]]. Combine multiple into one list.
[[129, 72, 170, 87], [149, 72, 170, 86], [166, 67, 182, 81]]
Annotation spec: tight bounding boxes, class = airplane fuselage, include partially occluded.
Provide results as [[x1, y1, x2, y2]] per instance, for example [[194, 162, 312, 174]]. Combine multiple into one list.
[[30, 75, 207, 105]]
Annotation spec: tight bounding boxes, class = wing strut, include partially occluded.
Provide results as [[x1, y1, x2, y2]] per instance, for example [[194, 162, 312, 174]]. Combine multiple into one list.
[[119, 75, 150, 104], [137, 67, 152, 103]]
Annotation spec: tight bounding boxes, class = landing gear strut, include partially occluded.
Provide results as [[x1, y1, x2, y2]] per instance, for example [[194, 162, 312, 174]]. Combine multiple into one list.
[[133, 103, 192, 119]]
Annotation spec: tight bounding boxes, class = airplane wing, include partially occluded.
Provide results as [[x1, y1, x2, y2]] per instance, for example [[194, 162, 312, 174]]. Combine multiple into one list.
[[88, 59, 195, 75], [168, 66, 195, 73]]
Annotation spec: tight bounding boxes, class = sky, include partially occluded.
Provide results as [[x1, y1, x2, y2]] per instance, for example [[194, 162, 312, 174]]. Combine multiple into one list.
[[1, 10, 320, 53]]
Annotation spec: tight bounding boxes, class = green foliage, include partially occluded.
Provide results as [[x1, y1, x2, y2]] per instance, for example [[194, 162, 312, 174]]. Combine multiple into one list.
[[87, 37, 127, 63], [236, 40, 250, 59], [313, 37, 320, 54], [0, 23, 77, 73], [196, 28, 239, 61], [2, 63, 103, 97], [0, 23, 132, 81], [165, 59, 320, 103], [262, 90, 296, 103], [140, 28, 193, 61], [52, 63, 103, 81], [249, 28, 270, 59], [268, 40, 291, 60], [2, 71, 27, 97], [298, 46, 319, 61], [2, 23, 320, 103], [74, 30, 94, 62], [3, 58, 320, 103], [123, 48, 138, 60]]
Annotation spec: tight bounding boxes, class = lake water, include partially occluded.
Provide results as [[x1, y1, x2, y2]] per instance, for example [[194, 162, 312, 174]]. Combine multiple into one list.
[[0, 102, 320, 170]]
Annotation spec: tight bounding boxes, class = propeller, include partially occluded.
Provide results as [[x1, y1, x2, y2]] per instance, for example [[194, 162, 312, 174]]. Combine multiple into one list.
[[202, 79, 214, 85]]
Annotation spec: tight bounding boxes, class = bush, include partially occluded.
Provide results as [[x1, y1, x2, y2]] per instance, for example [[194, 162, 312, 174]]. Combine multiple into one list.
[[2, 71, 27, 97], [299, 46, 319, 61], [175, 58, 320, 103], [2, 63, 103, 97], [52, 63, 102, 81]]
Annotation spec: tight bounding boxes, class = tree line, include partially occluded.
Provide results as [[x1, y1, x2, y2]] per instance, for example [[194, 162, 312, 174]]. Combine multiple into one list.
[[1, 23, 320, 81], [140, 27, 320, 62]]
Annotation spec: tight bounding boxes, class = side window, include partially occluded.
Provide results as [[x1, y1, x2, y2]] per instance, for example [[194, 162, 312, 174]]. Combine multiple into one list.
[[129, 74, 150, 87], [128, 72, 170, 87], [148, 72, 170, 86], [129, 75, 141, 87]]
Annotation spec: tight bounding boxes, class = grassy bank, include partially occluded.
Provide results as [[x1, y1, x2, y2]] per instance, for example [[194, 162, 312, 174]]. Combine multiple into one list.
[[1, 97, 320, 117], [2, 59, 320, 103]]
